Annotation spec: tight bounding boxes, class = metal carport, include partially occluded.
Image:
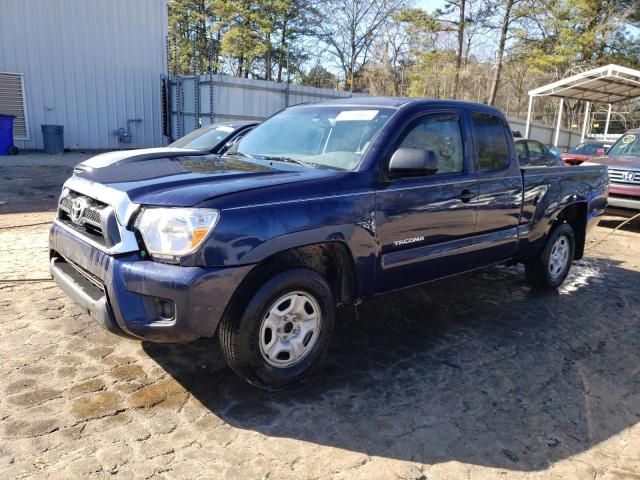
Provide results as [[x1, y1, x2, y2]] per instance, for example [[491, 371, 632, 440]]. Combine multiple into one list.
[[525, 64, 640, 146]]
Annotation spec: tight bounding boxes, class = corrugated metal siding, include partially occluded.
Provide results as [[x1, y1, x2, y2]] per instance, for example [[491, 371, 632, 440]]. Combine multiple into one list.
[[0, 73, 28, 139], [0, 0, 168, 150], [170, 74, 362, 140], [509, 118, 582, 150]]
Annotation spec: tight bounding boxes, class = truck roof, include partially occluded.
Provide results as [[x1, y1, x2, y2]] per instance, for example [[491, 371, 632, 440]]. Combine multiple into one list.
[[209, 121, 257, 129], [310, 96, 505, 115]]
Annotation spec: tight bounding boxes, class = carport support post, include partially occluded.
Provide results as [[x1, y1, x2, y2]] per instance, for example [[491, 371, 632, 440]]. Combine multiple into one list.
[[604, 104, 612, 138], [525, 95, 534, 138], [580, 101, 590, 142], [554, 97, 564, 147]]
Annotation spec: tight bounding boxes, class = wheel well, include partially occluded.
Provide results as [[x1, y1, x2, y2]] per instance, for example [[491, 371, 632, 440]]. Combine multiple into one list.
[[556, 202, 587, 259], [220, 242, 358, 334]]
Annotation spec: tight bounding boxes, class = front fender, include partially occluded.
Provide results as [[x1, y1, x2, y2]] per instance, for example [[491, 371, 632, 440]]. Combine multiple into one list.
[[181, 192, 379, 295]]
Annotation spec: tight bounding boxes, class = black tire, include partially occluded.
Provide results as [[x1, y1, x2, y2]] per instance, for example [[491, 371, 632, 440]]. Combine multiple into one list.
[[8, 145, 19, 155], [525, 223, 575, 290], [219, 268, 335, 390]]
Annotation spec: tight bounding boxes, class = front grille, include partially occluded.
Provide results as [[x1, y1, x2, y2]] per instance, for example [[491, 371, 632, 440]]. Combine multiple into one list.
[[58, 191, 111, 246], [608, 169, 640, 185]]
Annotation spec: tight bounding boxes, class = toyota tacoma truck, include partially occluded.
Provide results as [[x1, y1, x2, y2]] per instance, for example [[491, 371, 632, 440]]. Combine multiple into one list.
[[49, 98, 609, 389]]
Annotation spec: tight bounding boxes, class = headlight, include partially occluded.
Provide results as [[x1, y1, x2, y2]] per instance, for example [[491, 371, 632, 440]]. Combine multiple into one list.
[[136, 208, 220, 261]]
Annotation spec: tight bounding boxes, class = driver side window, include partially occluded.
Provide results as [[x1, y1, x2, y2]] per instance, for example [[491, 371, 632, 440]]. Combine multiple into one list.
[[396, 114, 464, 175], [527, 141, 546, 163], [516, 141, 528, 164]]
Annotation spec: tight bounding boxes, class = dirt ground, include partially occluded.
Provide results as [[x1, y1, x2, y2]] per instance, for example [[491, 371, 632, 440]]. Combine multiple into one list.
[[1, 153, 639, 479]]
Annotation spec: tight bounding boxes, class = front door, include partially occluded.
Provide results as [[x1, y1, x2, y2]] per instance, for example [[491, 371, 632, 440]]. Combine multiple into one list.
[[375, 111, 478, 293]]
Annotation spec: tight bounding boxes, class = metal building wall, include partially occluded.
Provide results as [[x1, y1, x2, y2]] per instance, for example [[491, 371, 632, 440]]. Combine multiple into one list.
[[508, 118, 582, 151], [0, 0, 168, 150], [169, 74, 361, 140]]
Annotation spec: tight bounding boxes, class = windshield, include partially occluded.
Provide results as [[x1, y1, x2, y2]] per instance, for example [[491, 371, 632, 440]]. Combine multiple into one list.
[[569, 142, 607, 155], [608, 132, 640, 158], [169, 125, 236, 149], [235, 106, 394, 170]]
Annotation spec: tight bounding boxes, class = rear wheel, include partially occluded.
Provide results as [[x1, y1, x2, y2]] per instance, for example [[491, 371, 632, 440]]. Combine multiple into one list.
[[219, 268, 335, 389], [525, 223, 575, 290]]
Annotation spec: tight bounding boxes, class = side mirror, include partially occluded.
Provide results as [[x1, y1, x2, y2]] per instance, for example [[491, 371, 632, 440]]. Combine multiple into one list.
[[389, 148, 439, 177], [596, 148, 606, 157], [219, 140, 235, 154]]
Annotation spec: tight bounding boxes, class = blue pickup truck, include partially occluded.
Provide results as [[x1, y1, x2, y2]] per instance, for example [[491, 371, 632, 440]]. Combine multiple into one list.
[[50, 97, 608, 388]]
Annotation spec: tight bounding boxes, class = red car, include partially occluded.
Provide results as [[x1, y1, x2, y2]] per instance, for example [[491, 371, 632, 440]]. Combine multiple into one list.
[[587, 130, 640, 216], [561, 141, 612, 166]]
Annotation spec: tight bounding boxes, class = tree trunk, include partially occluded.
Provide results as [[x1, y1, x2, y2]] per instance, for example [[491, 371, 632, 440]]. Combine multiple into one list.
[[488, 0, 514, 106], [452, 0, 466, 98], [350, 37, 356, 93], [213, 30, 221, 73], [237, 54, 244, 77], [265, 32, 272, 81], [277, 19, 288, 83]]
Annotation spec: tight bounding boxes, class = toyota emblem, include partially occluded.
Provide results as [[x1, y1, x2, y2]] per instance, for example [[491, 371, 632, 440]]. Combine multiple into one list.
[[70, 197, 88, 225]]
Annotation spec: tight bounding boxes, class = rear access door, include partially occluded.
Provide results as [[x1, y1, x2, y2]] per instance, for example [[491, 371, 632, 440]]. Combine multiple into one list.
[[468, 111, 523, 267]]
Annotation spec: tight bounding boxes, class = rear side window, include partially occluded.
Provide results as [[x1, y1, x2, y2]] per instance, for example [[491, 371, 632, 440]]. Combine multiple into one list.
[[472, 112, 510, 172]]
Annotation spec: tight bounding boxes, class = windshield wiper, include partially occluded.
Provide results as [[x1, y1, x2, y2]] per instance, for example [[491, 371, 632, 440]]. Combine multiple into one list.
[[222, 150, 251, 158], [257, 155, 319, 168]]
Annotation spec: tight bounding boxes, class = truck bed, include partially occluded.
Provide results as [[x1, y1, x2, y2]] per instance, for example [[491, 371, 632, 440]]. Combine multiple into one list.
[[519, 164, 609, 257]]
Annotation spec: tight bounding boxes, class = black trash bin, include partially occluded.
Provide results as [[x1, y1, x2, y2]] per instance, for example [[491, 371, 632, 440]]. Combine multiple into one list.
[[41, 125, 64, 154]]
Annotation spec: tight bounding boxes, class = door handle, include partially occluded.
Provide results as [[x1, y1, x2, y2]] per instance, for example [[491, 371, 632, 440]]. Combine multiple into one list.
[[457, 189, 475, 203]]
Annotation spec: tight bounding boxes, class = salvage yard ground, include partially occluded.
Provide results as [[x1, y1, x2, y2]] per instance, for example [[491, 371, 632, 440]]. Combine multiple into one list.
[[1, 153, 639, 479]]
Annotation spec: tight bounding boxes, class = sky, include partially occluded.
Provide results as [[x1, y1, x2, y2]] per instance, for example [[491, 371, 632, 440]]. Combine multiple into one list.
[[416, 0, 448, 13]]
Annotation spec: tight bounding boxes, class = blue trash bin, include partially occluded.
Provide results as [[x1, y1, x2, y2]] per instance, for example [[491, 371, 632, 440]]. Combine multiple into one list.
[[0, 115, 15, 156]]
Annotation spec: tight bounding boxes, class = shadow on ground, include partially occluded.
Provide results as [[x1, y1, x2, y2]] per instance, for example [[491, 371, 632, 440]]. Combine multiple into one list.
[[0, 164, 73, 215], [598, 214, 640, 233], [144, 258, 640, 471]]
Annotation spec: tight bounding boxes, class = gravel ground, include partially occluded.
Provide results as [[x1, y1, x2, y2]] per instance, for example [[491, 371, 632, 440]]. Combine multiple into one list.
[[1, 152, 639, 479]]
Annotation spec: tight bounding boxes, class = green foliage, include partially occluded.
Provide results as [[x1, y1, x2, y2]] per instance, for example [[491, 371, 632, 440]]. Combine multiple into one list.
[[301, 65, 338, 88], [168, 0, 640, 117], [169, 0, 321, 79], [168, 0, 220, 74], [513, 0, 640, 74]]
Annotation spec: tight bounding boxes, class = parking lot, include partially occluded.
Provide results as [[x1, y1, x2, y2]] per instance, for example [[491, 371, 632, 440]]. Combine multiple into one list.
[[1, 153, 639, 479]]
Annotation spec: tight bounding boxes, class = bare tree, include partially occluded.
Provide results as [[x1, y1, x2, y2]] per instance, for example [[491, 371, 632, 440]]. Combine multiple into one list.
[[487, 0, 519, 105], [320, 0, 406, 92], [440, 0, 468, 98]]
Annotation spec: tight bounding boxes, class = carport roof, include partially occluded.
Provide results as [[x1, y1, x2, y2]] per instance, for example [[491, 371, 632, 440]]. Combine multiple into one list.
[[528, 64, 640, 104]]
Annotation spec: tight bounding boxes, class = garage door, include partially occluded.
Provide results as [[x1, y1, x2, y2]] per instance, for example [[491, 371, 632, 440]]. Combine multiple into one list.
[[0, 72, 28, 140]]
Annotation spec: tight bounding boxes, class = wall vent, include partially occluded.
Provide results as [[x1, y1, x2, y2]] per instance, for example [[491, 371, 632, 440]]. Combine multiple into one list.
[[0, 72, 28, 139]]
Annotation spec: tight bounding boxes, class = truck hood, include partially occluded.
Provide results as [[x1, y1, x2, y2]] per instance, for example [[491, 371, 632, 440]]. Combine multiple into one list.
[[74, 147, 205, 171], [561, 153, 590, 160], [73, 150, 338, 206]]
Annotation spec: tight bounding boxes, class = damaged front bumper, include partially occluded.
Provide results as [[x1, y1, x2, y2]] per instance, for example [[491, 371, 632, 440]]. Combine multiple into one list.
[[49, 221, 252, 343]]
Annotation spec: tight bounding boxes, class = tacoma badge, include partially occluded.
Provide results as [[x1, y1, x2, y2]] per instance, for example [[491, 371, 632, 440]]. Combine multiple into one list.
[[393, 236, 425, 247]]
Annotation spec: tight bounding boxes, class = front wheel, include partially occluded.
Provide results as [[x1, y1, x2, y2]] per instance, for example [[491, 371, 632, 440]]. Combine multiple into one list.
[[219, 268, 335, 389], [525, 223, 575, 290]]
